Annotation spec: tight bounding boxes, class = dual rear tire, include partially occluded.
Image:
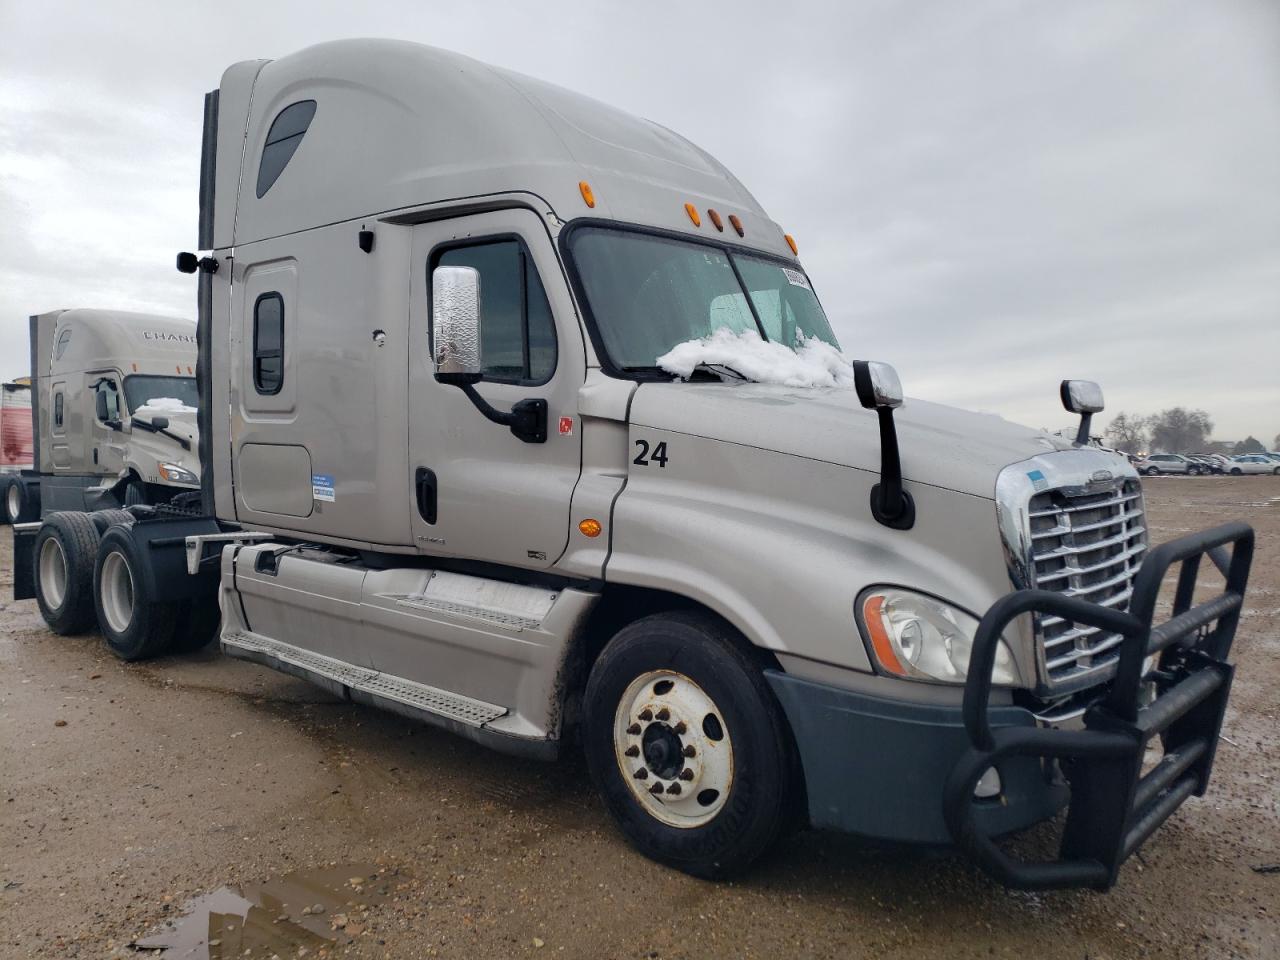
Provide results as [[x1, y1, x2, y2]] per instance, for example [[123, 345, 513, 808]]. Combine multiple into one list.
[[31, 512, 220, 659]]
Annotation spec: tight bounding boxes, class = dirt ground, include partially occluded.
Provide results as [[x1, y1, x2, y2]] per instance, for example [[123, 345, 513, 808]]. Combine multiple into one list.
[[1, 476, 1277, 959]]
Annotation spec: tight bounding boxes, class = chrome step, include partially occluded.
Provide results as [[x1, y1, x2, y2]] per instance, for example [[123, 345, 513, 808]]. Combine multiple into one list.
[[222, 630, 507, 727]]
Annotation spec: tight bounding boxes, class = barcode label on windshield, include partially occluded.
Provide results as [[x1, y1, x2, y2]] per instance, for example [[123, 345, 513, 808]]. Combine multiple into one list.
[[782, 268, 810, 289]]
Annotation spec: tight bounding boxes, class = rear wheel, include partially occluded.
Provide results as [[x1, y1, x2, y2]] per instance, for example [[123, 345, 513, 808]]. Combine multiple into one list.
[[93, 525, 179, 660], [583, 611, 794, 879], [1143, 467, 1159, 476], [33, 512, 102, 634], [5, 478, 32, 523]]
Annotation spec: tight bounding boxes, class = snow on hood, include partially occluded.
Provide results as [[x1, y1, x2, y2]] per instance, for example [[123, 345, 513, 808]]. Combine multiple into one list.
[[657, 330, 856, 388], [136, 397, 197, 415]]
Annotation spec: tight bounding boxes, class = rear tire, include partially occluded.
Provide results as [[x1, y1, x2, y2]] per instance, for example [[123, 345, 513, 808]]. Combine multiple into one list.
[[93, 525, 179, 661], [90, 509, 135, 535], [5, 478, 33, 524], [33, 512, 102, 634], [171, 595, 222, 653], [1143, 467, 1158, 476], [582, 611, 794, 879]]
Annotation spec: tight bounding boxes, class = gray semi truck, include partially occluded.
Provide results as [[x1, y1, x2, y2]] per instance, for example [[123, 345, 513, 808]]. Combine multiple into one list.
[[5, 308, 202, 523], [15, 40, 1255, 890]]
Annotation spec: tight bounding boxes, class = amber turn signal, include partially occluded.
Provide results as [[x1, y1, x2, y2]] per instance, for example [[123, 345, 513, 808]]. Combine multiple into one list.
[[578, 518, 603, 538], [684, 203, 702, 227], [579, 181, 595, 208]]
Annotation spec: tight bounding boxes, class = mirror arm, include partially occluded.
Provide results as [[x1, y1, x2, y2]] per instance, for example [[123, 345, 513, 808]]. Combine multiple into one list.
[[456, 382, 547, 444], [1075, 411, 1093, 447], [870, 407, 915, 530]]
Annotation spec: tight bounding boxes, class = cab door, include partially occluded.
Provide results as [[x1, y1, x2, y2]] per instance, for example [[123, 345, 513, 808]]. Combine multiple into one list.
[[407, 209, 585, 570], [86, 374, 126, 475]]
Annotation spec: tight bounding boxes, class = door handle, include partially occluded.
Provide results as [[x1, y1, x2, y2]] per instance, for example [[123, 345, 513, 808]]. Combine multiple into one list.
[[415, 467, 437, 524]]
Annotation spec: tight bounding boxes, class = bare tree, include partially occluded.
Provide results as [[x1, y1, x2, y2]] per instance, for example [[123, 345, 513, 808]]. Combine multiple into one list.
[[1106, 412, 1148, 454], [1234, 436, 1265, 455], [1147, 408, 1213, 453]]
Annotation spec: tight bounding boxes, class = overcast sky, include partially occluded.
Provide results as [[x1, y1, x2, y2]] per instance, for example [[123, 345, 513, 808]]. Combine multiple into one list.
[[2, 0, 1277, 442]]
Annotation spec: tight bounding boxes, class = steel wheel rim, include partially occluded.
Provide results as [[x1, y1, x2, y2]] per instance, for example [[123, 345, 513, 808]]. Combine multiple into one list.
[[100, 550, 135, 634], [613, 669, 733, 828], [38, 537, 68, 609], [7, 485, 19, 520]]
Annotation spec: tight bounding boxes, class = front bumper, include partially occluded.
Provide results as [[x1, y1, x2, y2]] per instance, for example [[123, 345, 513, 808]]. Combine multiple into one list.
[[765, 671, 1067, 845]]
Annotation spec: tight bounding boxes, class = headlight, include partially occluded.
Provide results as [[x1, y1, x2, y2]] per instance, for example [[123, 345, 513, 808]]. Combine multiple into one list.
[[858, 587, 1020, 685], [157, 462, 198, 485]]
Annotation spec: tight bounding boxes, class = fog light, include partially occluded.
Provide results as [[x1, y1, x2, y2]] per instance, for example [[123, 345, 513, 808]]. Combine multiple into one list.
[[974, 766, 1002, 799]]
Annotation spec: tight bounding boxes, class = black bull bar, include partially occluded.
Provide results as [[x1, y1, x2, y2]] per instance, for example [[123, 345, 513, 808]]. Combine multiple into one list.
[[944, 522, 1254, 891]]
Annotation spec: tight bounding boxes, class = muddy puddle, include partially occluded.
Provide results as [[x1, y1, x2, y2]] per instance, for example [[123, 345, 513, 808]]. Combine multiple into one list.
[[131, 863, 402, 958]]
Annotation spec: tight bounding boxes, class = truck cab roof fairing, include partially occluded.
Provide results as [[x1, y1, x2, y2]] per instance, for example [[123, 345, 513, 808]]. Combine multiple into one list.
[[221, 39, 793, 259]]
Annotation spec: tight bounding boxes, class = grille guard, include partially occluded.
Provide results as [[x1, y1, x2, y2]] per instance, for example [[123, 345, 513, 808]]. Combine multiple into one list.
[[944, 522, 1254, 891]]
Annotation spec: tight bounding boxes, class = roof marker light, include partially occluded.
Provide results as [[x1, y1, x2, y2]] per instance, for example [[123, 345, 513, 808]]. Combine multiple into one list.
[[684, 203, 702, 227], [707, 209, 724, 232], [728, 214, 745, 237], [579, 181, 595, 208], [784, 233, 799, 255]]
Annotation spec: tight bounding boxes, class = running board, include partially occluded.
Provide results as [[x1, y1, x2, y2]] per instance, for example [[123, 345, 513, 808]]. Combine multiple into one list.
[[222, 630, 508, 727]]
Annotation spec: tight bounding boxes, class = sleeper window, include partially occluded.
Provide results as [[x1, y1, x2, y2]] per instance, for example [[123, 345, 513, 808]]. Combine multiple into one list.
[[434, 240, 556, 384], [253, 293, 284, 395], [256, 100, 317, 198]]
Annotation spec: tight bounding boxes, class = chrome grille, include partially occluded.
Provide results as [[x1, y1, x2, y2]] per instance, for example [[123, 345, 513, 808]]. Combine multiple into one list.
[[1028, 478, 1147, 687]]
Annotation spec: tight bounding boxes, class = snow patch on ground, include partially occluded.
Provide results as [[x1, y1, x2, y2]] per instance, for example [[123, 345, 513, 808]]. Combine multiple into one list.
[[136, 397, 196, 414], [656, 330, 857, 388]]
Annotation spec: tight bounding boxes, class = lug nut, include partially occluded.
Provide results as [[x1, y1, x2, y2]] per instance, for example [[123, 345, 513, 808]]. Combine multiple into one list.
[[673, 721, 687, 735], [678, 768, 694, 781], [655, 707, 670, 721], [666, 783, 681, 795], [624, 745, 639, 758], [633, 768, 648, 780], [639, 709, 653, 721], [682, 745, 696, 758], [627, 723, 642, 736], [649, 782, 665, 796]]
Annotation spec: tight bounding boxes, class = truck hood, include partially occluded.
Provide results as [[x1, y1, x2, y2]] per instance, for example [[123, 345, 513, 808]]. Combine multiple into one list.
[[629, 381, 1075, 500]]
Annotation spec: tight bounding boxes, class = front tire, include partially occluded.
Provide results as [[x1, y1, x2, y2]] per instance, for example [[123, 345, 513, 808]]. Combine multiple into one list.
[[583, 611, 794, 879], [93, 525, 179, 660], [33, 512, 102, 634], [1230, 468, 1243, 475]]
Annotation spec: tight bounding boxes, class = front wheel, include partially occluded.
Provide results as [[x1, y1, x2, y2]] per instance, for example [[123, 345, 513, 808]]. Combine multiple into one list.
[[582, 611, 795, 879], [1230, 468, 1243, 475], [1143, 467, 1159, 476]]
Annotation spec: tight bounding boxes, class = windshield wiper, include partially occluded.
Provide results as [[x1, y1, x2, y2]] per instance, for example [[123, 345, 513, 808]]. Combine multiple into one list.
[[691, 362, 751, 383]]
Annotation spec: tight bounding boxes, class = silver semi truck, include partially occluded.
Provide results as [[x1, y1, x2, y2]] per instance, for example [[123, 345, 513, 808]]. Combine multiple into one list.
[[17, 40, 1254, 890], [5, 308, 202, 523]]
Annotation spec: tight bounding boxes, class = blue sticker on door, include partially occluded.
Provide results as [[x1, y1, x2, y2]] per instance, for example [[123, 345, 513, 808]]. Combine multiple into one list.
[[312, 473, 335, 502]]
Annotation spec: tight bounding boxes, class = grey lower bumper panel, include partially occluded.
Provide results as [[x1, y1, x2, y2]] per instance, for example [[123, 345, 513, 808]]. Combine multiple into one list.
[[765, 670, 1067, 845]]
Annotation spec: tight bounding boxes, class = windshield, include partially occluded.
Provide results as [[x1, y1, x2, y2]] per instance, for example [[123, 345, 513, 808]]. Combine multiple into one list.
[[566, 226, 840, 372], [123, 375, 198, 413]]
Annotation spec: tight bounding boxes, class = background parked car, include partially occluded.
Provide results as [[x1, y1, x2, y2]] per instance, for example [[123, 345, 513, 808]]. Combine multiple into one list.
[[1227, 455, 1280, 475], [1136, 453, 1196, 475], [1190, 453, 1227, 474]]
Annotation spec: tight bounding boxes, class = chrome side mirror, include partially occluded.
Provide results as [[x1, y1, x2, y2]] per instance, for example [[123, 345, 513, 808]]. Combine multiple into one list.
[[432, 265, 482, 384], [1060, 379, 1104, 445], [853, 360, 904, 410], [852, 360, 913, 530]]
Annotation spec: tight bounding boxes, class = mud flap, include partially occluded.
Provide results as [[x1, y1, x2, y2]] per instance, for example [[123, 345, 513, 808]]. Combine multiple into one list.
[[12, 522, 38, 600]]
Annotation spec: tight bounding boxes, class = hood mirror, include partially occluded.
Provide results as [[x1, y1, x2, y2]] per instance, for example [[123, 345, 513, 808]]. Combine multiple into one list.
[[1060, 379, 1104, 445], [432, 265, 483, 385], [852, 360, 914, 530]]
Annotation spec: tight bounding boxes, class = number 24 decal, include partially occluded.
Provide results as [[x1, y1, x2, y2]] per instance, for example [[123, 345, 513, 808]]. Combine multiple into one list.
[[633, 439, 669, 468]]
